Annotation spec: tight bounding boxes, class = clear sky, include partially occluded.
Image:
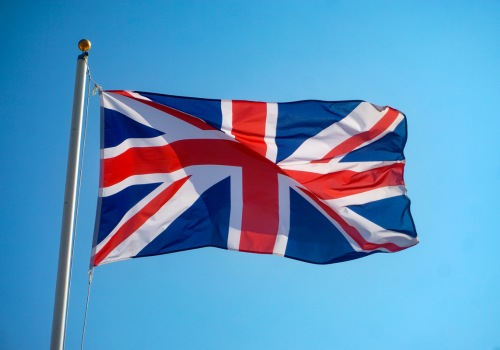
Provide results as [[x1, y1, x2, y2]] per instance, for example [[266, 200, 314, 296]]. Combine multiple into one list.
[[1, 1, 499, 349]]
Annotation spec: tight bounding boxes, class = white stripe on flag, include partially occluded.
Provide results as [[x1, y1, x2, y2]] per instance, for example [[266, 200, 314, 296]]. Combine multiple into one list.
[[227, 166, 243, 251], [221, 100, 235, 139], [102, 92, 153, 128], [103, 136, 168, 159], [265, 102, 278, 162], [329, 185, 407, 208], [273, 174, 292, 256], [101, 171, 187, 197], [126, 91, 152, 101], [278, 159, 405, 174]]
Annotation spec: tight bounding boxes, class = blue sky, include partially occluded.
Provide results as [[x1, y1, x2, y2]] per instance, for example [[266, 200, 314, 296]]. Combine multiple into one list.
[[1, 1, 499, 349]]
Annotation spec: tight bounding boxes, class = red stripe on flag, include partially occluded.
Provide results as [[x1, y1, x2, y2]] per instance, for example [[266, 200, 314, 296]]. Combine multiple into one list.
[[93, 176, 190, 266], [286, 163, 405, 199], [103, 145, 183, 188], [313, 108, 400, 163], [231, 101, 268, 158], [238, 165, 280, 254]]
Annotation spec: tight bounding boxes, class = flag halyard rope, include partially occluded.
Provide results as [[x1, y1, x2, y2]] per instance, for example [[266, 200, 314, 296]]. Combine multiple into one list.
[[80, 268, 94, 350]]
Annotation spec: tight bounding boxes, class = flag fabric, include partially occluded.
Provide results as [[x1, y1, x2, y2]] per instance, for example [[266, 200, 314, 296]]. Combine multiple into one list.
[[91, 90, 418, 266]]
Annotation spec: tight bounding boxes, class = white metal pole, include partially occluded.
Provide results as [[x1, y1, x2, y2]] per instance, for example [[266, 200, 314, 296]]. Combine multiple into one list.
[[50, 39, 91, 350]]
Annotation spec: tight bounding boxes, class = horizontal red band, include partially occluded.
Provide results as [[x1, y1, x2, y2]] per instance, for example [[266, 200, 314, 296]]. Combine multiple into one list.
[[285, 162, 405, 199]]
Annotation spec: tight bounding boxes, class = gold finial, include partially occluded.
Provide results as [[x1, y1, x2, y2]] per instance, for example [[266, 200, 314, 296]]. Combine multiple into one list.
[[78, 39, 91, 52]]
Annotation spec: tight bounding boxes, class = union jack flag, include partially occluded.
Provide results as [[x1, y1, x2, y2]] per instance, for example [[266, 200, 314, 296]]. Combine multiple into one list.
[[92, 90, 418, 266]]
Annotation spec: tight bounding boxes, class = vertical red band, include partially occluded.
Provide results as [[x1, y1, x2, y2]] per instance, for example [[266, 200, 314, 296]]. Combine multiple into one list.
[[239, 165, 280, 254], [230, 101, 279, 253], [231, 101, 268, 157]]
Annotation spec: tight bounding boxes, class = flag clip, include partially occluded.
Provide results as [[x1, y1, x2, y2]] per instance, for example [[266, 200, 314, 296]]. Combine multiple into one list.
[[92, 84, 102, 96]]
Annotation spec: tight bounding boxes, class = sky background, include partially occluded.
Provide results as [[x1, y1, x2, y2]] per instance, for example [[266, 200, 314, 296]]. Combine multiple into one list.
[[1, 1, 499, 349]]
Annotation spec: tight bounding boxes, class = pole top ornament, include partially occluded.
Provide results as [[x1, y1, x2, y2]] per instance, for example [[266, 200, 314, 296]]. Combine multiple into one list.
[[78, 39, 91, 52]]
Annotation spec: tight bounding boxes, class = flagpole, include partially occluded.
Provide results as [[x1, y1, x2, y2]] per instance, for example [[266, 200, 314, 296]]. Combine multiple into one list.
[[50, 39, 91, 350]]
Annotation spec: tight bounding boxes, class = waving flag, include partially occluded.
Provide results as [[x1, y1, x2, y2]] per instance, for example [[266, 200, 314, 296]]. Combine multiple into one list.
[[92, 90, 417, 266]]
